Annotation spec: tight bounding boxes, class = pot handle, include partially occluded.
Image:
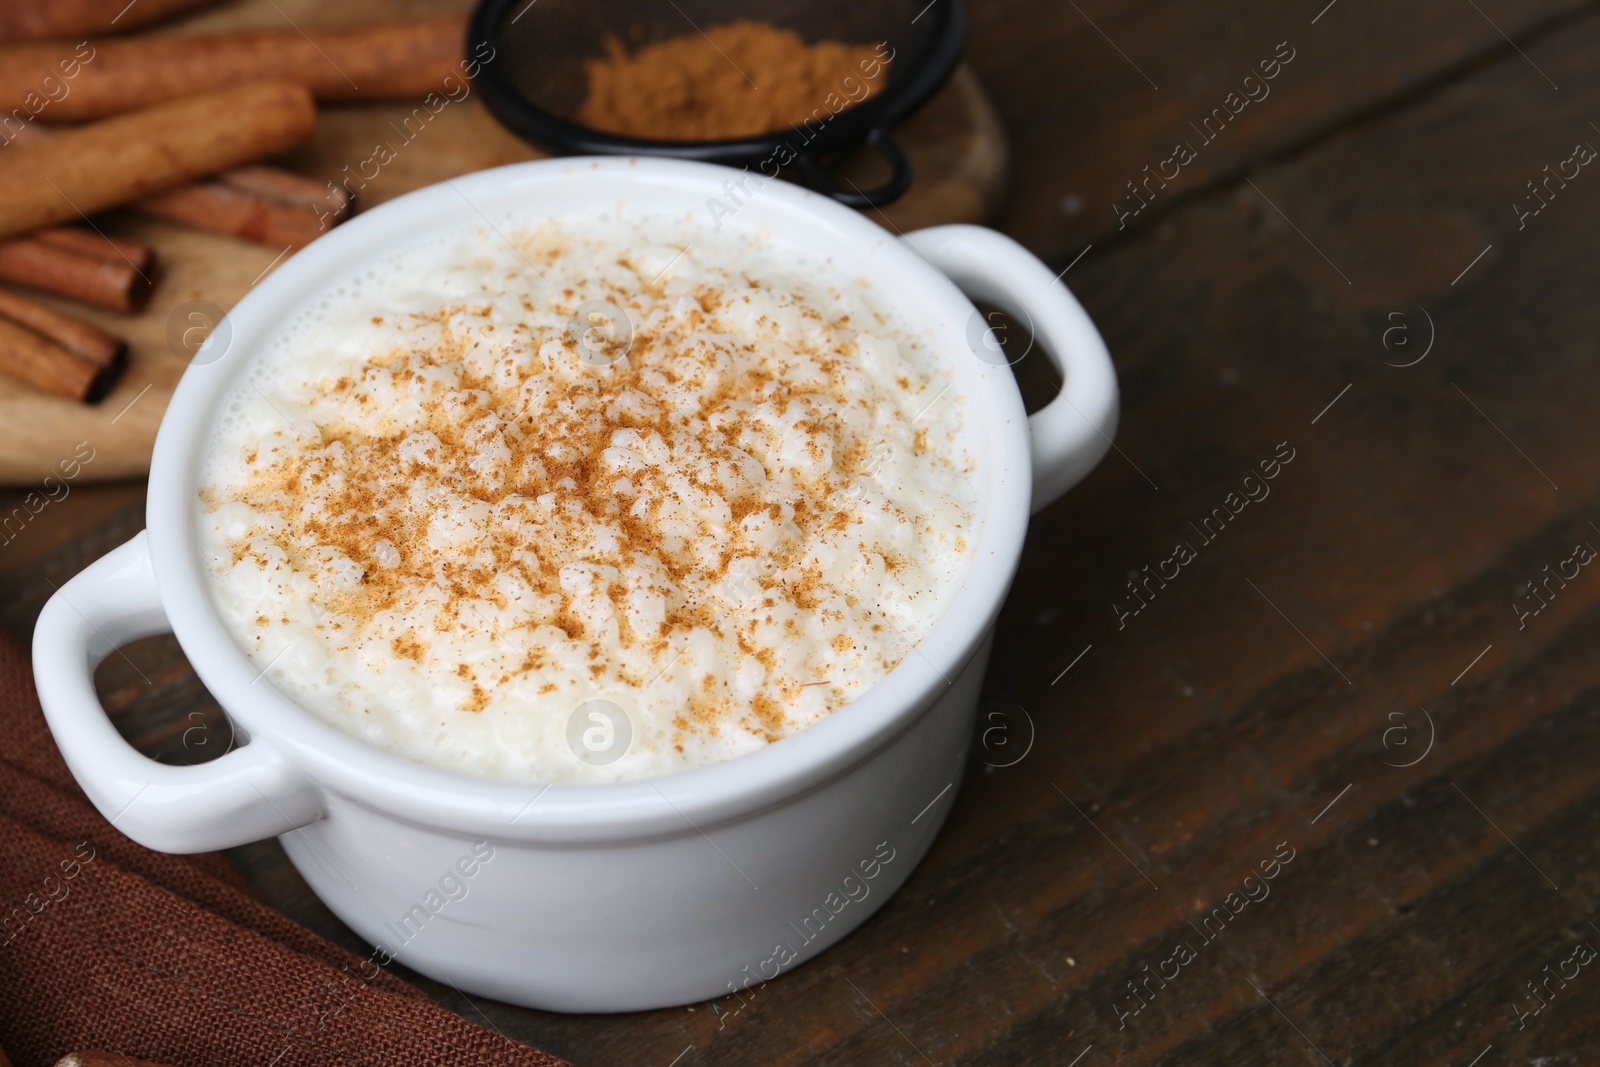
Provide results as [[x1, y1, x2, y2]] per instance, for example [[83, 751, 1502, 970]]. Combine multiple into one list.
[[32, 531, 323, 854], [900, 225, 1120, 513]]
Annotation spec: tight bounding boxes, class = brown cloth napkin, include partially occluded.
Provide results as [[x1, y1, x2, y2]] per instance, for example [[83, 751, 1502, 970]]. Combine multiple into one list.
[[0, 630, 567, 1067]]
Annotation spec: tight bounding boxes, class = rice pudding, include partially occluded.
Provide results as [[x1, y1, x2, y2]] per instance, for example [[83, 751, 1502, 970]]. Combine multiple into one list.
[[197, 215, 975, 783]]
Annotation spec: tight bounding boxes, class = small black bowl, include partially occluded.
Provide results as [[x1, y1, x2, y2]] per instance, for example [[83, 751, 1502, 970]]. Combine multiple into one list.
[[467, 0, 967, 208]]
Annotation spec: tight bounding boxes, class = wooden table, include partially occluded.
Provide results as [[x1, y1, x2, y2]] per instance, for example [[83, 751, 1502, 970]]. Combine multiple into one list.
[[6, 0, 1600, 1062]]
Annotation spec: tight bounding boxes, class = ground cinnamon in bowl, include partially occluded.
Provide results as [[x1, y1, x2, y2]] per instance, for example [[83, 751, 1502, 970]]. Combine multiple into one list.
[[577, 19, 891, 142]]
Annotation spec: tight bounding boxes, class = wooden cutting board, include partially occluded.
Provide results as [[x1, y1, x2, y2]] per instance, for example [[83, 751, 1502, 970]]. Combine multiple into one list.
[[0, 0, 1009, 486]]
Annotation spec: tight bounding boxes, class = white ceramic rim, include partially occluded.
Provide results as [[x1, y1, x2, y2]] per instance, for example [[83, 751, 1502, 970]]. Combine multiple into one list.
[[145, 157, 1032, 842]]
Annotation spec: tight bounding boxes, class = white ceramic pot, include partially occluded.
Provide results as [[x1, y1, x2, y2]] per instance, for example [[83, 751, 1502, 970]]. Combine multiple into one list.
[[32, 158, 1117, 1013]]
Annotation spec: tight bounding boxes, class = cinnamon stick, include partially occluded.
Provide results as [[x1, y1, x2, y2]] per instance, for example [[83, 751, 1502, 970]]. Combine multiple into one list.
[[0, 311, 119, 401], [0, 287, 124, 367], [0, 81, 316, 242], [138, 166, 355, 249], [0, 109, 47, 150], [1, 121, 348, 251], [138, 183, 324, 250], [32, 225, 155, 276], [0, 0, 223, 43], [222, 164, 351, 216], [0, 232, 151, 312], [0, 18, 470, 123]]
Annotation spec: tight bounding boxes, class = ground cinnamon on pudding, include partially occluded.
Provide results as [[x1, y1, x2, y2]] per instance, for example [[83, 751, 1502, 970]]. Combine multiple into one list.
[[577, 20, 890, 141], [199, 218, 977, 784]]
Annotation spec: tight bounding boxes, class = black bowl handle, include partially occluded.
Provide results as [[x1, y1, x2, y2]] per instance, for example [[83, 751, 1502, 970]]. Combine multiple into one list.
[[795, 128, 914, 209]]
